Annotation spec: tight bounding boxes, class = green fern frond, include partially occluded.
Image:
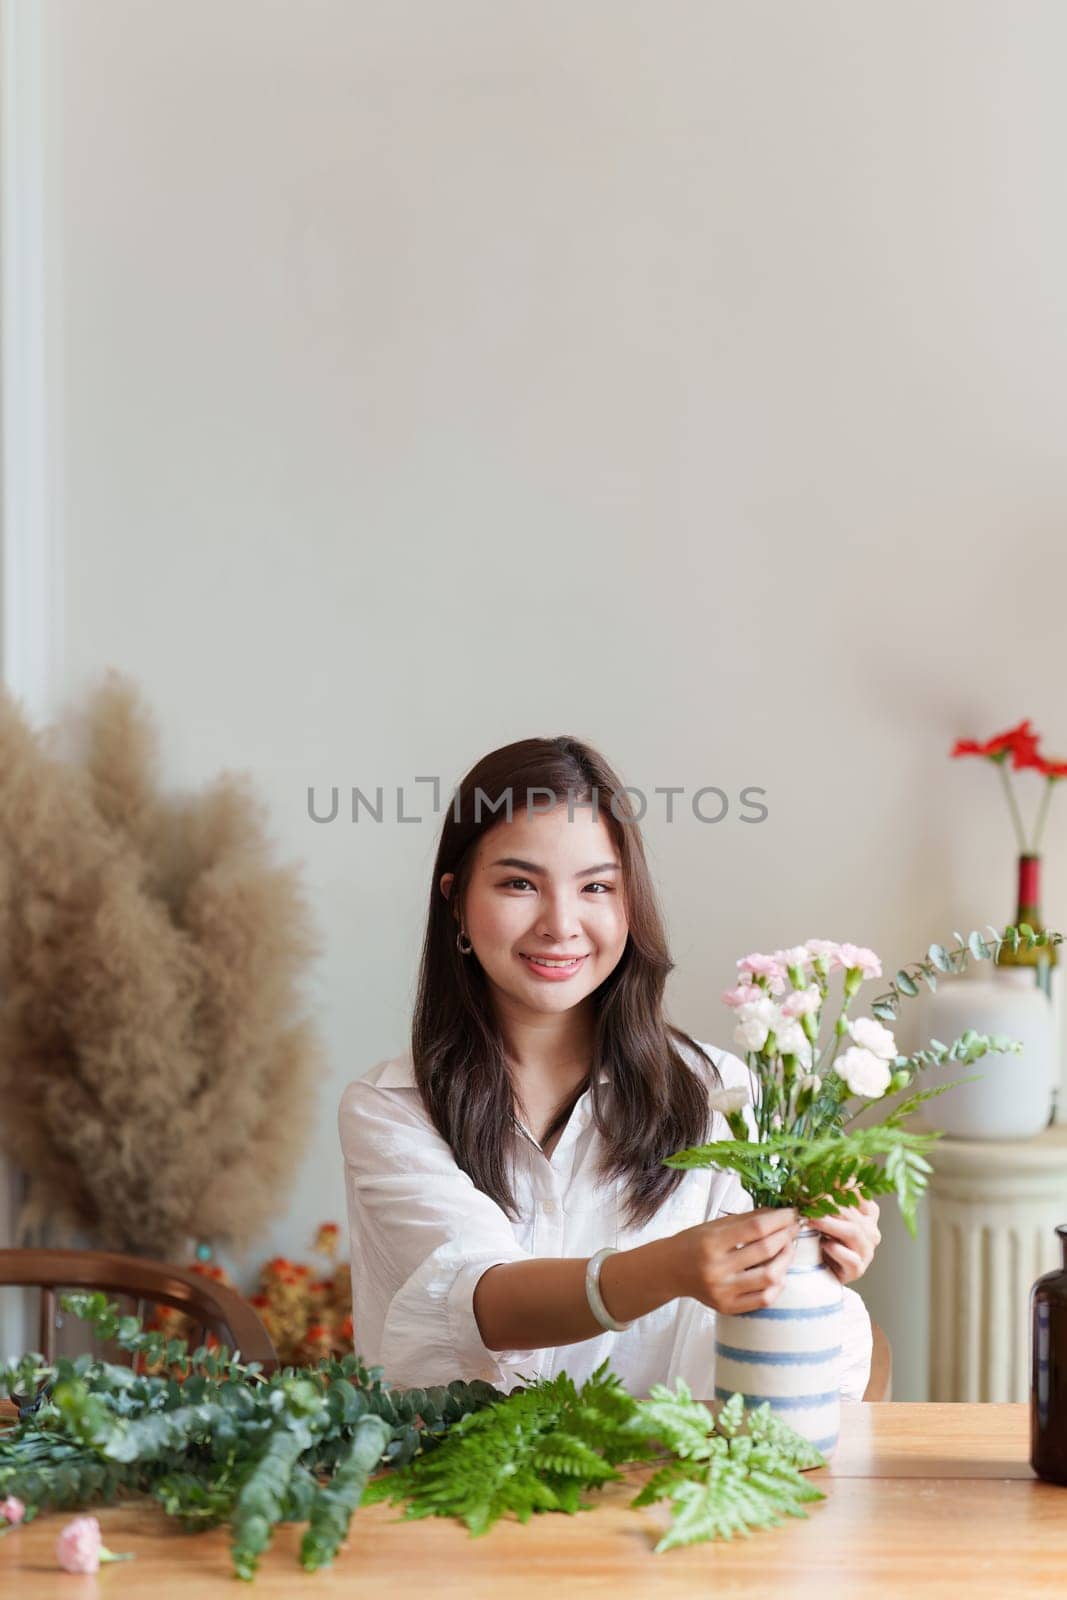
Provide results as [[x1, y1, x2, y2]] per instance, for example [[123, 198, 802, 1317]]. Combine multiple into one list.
[[530, 1434, 618, 1479], [742, 1403, 826, 1471], [666, 1124, 940, 1228], [630, 1382, 717, 1459], [630, 1386, 827, 1552], [649, 1446, 823, 1551], [363, 1370, 628, 1535], [629, 1457, 708, 1507]]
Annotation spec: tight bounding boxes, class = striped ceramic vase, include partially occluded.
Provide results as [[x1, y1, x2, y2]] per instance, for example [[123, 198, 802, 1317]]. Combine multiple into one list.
[[713, 1226, 842, 1456]]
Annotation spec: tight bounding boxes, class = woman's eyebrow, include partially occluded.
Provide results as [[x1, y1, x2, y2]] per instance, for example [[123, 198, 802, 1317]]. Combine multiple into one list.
[[489, 857, 620, 877]]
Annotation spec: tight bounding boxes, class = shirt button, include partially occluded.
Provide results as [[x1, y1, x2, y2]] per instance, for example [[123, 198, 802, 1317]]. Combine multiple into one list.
[[541, 1199, 558, 1214]]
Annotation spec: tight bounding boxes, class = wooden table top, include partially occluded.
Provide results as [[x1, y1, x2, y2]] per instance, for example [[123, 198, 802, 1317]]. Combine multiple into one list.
[[2, 1403, 1064, 1597]]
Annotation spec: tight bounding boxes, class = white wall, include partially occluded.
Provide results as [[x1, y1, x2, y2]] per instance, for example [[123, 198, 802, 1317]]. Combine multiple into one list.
[[8, 0, 1067, 1396]]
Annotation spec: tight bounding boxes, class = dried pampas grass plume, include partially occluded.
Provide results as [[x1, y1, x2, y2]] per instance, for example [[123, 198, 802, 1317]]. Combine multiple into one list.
[[0, 670, 325, 1257]]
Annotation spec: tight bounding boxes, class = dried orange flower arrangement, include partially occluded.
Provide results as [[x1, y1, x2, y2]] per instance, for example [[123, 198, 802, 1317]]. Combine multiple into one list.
[[140, 1222, 352, 1371]]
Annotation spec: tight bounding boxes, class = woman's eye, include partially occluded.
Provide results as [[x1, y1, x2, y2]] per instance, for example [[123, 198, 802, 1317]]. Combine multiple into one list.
[[501, 878, 611, 893]]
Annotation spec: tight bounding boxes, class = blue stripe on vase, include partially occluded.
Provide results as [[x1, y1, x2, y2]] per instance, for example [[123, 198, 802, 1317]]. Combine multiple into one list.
[[715, 1386, 840, 1410], [715, 1342, 843, 1367], [742, 1305, 838, 1321], [809, 1433, 839, 1453]]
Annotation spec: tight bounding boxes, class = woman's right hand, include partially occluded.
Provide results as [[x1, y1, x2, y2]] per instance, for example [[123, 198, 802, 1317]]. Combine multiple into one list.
[[672, 1207, 801, 1314]]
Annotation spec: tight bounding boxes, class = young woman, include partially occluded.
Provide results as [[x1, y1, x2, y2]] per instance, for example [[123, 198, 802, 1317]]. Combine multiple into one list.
[[338, 736, 879, 1398]]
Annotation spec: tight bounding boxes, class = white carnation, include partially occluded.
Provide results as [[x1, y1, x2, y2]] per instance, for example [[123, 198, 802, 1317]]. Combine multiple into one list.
[[775, 1018, 813, 1063], [846, 1016, 898, 1061], [707, 1087, 751, 1116], [836, 1045, 892, 1099], [736, 994, 779, 1028], [734, 1016, 771, 1052], [733, 992, 780, 1053]]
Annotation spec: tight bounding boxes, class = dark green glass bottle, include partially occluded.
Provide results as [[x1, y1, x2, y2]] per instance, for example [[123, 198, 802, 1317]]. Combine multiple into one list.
[[1031, 1223, 1067, 1484]]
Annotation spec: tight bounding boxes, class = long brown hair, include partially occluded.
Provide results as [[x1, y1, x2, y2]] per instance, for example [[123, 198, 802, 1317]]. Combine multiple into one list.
[[410, 735, 717, 1229]]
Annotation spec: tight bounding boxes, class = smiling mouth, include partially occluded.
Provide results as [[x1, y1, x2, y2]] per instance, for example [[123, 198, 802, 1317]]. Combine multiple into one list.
[[519, 954, 588, 969]]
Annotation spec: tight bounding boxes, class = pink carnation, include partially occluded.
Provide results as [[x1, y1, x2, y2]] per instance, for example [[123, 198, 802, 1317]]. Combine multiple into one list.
[[833, 943, 882, 979], [736, 952, 784, 981], [0, 1496, 25, 1525], [722, 982, 761, 1008], [780, 983, 821, 1019], [774, 945, 813, 971], [56, 1516, 102, 1574], [805, 939, 841, 962]]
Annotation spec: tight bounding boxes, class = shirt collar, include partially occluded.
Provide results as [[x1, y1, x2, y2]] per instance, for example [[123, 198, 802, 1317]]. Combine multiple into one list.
[[375, 1051, 417, 1088], [373, 1052, 609, 1090]]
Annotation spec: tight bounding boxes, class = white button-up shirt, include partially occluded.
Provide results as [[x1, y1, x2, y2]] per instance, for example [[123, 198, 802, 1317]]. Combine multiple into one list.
[[338, 1036, 873, 1400]]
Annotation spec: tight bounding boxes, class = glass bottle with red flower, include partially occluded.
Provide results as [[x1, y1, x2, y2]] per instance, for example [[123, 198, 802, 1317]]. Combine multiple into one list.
[[950, 718, 1062, 1000]]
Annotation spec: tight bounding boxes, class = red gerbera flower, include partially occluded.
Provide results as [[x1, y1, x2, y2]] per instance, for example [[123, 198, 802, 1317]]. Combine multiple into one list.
[[950, 717, 1067, 852], [951, 718, 1041, 769]]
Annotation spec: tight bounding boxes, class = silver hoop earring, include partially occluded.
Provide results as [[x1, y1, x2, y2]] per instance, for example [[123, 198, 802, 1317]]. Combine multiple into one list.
[[457, 930, 473, 955]]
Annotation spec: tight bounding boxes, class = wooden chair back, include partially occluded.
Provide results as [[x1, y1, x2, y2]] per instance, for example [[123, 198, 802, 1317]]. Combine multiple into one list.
[[0, 1248, 278, 1374]]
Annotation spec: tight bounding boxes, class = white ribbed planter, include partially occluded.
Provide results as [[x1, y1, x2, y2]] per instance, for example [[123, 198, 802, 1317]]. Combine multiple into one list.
[[927, 1122, 1067, 1400], [915, 970, 1057, 1141], [714, 1229, 843, 1456]]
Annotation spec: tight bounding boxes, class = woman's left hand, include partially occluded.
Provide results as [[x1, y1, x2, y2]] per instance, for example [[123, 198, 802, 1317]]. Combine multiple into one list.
[[809, 1196, 881, 1284]]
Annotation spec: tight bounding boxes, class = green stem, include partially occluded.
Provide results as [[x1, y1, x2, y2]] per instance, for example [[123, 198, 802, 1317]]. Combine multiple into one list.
[[815, 1040, 840, 1081], [996, 762, 1028, 853], [1031, 778, 1056, 855], [816, 997, 853, 1077], [747, 1054, 764, 1141]]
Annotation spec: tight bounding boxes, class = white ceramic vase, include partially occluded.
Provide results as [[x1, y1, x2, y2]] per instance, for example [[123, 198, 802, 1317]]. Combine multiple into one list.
[[713, 1228, 842, 1456], [914, 969, 1055, 1140]]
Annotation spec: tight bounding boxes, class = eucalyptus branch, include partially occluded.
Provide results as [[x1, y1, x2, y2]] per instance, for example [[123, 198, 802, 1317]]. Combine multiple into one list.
[[868, 924, 1063, 1023], [0, 1294, 505, 1579], [838, 1028, 1021, 1129]]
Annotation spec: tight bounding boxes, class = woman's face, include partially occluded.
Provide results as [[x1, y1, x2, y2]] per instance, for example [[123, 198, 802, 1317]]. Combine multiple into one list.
[[440, 803, 630, 1022]]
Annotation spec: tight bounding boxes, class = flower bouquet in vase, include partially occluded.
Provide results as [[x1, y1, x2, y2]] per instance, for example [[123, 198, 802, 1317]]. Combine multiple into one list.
[[665, 927, 1062, 1455]]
